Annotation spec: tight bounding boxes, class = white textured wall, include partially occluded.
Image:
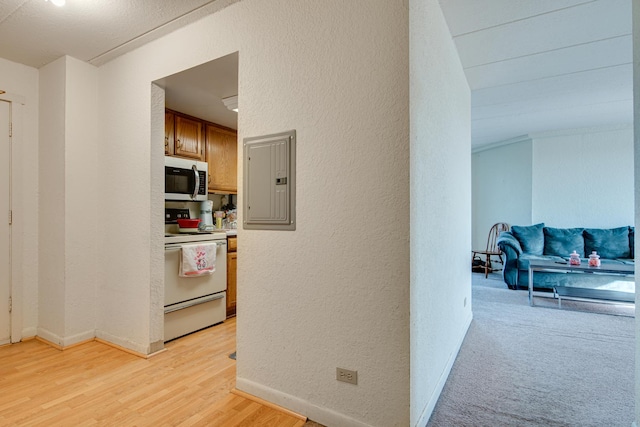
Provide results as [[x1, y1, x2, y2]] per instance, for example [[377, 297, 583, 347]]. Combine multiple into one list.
[[63, 57, 98, 343], [472, 139, 532, 249], [38, 57, 99, 346], [95, 62, 154, 352], [410, 0, 472, 425], [0, 57, 39, 340], [149, 84, 165, 353], [38, 57, 67, 342], [532, 126, 633, 228], [632, 0, 639, 425], [237, 2, 410, 425], [96, 1, 410, 424]]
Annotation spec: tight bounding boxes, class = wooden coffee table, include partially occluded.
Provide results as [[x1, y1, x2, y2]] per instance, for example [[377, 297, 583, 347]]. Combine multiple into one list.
[[527, 259, 635, 308]]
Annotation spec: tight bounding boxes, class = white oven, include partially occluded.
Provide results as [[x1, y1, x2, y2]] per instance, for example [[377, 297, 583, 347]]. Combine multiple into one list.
[[164, 232, 227, 341]]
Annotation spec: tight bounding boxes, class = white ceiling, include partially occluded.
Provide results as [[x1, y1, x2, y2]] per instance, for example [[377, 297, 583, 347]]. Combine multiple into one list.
[[0, 0, 235, 67], [0, 0, 632, 147], [439, 0, 633, 148], [154, 53, 239, 130]]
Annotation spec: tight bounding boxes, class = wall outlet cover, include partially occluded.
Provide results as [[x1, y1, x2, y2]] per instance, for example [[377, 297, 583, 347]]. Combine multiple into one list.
[[336, 367, 358, 385]]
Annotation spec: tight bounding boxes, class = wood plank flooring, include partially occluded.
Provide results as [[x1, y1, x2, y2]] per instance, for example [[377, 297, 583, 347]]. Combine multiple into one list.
[[0, 318, 306, 426]]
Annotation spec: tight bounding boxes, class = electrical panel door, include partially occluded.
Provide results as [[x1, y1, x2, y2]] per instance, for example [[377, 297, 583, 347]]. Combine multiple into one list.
[[243, 130, 296, 230]]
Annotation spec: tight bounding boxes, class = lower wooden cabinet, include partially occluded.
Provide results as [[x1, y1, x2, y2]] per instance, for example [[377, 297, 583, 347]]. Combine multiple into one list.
[[226, 236, 237, 318]]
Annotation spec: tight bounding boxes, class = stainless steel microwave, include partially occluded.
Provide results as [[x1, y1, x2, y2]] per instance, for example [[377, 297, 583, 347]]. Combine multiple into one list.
[[165, 156, 208, 201]]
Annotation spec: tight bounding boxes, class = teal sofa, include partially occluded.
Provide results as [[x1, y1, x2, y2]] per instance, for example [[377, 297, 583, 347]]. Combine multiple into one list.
[[496, 224, 635, 290]]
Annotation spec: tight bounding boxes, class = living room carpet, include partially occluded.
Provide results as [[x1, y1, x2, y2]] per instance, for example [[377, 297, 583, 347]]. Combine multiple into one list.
[[427, 273, 635, 426]]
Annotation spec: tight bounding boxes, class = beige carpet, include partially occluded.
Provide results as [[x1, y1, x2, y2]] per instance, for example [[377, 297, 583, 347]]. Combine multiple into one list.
[[427, 272, 635, 426]]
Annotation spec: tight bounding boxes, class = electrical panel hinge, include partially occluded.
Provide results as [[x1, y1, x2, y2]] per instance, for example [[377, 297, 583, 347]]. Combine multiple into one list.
[[8, 296, 11, 313], [8, 210, 11, 225], [9, 121, 12, 137]]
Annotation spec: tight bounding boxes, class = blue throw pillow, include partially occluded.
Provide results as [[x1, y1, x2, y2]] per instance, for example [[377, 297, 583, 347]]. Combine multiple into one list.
[[543, 227, 584, 257], [511, 223, 545, 255], [584, 227, 630, 259]]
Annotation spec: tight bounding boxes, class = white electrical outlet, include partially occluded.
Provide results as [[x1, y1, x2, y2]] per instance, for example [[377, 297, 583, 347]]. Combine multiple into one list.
[[336, 368, 358, 385]]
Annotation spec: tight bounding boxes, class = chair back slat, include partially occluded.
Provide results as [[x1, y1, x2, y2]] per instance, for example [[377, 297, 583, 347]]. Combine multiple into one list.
[[486, 222, 510, 252]]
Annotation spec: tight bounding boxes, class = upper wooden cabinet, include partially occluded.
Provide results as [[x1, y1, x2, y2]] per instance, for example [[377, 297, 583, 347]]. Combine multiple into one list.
[[164, 111, 175, 156], [206, 123, 238, 193], [174, 115, 205, 161], [165, 109, 237, 193]]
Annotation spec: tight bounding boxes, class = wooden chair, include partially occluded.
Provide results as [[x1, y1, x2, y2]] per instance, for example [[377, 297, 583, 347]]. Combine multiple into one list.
[[472, 222, 510, 278]]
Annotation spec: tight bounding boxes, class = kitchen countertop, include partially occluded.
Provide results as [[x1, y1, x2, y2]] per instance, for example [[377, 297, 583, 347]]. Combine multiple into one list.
[[224, 229, 237, 236]]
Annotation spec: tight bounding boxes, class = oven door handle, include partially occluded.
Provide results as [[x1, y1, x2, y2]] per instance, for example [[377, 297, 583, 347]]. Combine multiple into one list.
[[165, 241, 226, 251], [191, 164, 199, 200], [164, 293, 224, 314]]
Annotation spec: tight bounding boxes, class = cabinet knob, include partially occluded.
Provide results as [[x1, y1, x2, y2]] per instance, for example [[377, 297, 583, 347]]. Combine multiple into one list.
[[208, 175, 211, 184], [176, 139, 182, 149]]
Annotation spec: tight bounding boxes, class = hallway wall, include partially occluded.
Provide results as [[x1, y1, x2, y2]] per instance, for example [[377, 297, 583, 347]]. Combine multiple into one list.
[[410, 0, 472, 424]]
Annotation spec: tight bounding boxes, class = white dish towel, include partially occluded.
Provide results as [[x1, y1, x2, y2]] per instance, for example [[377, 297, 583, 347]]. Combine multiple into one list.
[[179, 243, 216, 277]]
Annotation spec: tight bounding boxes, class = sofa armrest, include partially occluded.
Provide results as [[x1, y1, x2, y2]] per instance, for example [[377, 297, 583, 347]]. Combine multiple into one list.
[[497, 232, 522, 289], [497, 232, 522, 256]]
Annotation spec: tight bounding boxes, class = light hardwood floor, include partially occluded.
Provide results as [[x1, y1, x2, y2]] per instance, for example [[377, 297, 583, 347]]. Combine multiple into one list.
[[0, 318, 306, 426]]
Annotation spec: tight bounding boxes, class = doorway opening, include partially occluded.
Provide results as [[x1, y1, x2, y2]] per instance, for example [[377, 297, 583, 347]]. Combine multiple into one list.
[[153, 52, 239, 347]]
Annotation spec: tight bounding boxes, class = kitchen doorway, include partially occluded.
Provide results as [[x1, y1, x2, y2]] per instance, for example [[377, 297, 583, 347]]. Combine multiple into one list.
[[153, 52, 239, 343], [0, 99, 11, 345]]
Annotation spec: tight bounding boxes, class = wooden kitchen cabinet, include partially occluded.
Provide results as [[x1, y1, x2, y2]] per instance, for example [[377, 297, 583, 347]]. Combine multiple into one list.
[[226, 236, 237, 318], [206, 123, 237, 193], [165, 110, 205, 161], [174, 115, 205, 161], [164, 111, 175, 155]]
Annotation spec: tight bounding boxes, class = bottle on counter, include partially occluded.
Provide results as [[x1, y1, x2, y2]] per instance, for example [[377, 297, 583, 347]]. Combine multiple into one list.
[[588, 251, 601, 267], [214, 210, 225, 229], [569, 250, 581, 266]]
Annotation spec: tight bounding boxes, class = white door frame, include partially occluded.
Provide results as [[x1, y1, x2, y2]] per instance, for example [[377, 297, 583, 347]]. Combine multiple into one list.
[[0, 91, 25, 343], [0, 99, 10, 345]]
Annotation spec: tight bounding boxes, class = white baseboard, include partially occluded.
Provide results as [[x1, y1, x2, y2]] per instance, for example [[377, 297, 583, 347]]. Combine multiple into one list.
[[20, 327, 37, 340], [34, 328, 154, 356], [36, 328, 95, 348], [36, 327, 64, 347], [62, 330, 95, 347], [235, 377, 373, 427], [95, 329, 149, 355], [414, 310, 473, 426]]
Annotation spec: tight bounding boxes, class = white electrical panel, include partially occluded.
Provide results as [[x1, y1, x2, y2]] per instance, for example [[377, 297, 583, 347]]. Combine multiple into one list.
[[243, 130, 296, 230]]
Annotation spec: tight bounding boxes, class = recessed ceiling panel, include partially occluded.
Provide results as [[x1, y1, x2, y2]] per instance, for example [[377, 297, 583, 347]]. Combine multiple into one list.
[[471, 100, 632, 146], [453, 0, 631, 68], [465, 36, 631, 90], [439, 0, 632, 147], [471, 65, 632, 111], [439, 0, 594, 36]]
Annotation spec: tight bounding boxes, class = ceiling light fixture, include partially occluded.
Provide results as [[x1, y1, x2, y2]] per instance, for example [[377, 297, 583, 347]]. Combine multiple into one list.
[[46, 0, 66, 6], [222, 95, 238, 112]]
